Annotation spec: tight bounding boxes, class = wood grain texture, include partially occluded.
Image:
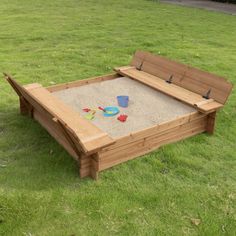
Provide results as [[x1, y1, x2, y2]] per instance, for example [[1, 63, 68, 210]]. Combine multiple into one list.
[[33, 109, 79, 160], [101, 112, 205, 153], [47, 73, 119, 92], [24, 86, 115, 154], [98, 115, 207, 171], [206, 111, 216, 134], [115, 67, 223, 113], [130, 51, 233, 104]]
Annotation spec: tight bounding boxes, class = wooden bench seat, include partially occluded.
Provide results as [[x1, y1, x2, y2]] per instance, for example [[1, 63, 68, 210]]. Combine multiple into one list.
[[115, 66, 223, 114]]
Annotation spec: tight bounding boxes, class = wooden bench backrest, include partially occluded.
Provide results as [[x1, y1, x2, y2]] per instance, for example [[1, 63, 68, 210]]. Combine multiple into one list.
[[130, 51, 233, 104]]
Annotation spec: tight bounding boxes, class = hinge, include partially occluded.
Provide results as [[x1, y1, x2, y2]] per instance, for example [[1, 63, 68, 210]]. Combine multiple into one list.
[[166, 74, 174, 84], [202, 89, 211, 99], [136, 61, 143, 71]]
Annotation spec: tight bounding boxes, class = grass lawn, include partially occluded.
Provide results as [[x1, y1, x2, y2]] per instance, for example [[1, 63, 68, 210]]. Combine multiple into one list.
[[0, 0, 236, 235]]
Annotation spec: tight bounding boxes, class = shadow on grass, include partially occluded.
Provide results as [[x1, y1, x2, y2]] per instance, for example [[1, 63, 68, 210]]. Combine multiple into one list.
[[0, 108, 91, 191]]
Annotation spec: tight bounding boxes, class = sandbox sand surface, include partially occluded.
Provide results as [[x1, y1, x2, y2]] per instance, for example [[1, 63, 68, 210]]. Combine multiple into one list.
[[53, 77, 196, 138]]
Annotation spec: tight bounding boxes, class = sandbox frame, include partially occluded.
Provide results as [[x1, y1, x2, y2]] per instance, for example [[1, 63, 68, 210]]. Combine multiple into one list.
[[4, 51, 233, 180]]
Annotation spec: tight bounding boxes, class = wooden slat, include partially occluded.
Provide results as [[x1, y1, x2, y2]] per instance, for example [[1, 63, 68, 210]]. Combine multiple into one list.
[[115, 67, 222, 113], [99, 116, 207, 171], [193, 99, 223, 113], [130, 51, 149, 68], [100, 117, 207, 160], [206, 111, 216, 134], [53, 117, 82, 158], [23, 83, 42, 90], [79, 154, 92, 178], [194, 99, 214, 107], [114, 127, 204, 168], [129, 51, 233, 104], [33, 109, 78, 160], [101, 111, 206, 153], [25, 86, 115, 153], [196, 101, 222, 113], [46, 73, 119, 92], [141, 60, 229, 102]]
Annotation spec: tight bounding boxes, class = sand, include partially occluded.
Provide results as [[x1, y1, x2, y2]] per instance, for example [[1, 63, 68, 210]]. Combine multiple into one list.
[[52, 77, 196, 138]]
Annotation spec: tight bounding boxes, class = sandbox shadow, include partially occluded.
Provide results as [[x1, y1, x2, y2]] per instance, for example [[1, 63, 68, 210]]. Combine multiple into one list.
[[0, 109, 91, 191]]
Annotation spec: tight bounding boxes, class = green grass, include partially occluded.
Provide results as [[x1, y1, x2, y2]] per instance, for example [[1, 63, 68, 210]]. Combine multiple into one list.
[[0, 0, 236, 235]]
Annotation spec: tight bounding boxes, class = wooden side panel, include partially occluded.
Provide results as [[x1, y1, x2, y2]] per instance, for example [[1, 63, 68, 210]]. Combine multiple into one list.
[[33, 109, 79, 160], [79, 155, 91, 178], [22, 100, 99, 179], [47, 73, 119, 92], [101, 112, 204, 152], [130, 51, 233, 104], [27, 87, 114, 153], [98, 113, 207, 171]]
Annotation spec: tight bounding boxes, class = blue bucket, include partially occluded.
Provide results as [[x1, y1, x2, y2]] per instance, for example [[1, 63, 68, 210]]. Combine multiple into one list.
[[117, 95, 129, 108]]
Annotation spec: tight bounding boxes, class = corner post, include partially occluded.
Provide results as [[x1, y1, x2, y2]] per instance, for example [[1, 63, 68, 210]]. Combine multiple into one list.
[[206, 111, 216, 134], [79, 154, 99, 180]]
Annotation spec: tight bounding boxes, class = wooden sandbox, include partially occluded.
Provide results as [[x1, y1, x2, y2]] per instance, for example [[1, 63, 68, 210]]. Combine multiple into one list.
[[5, 51, 233, 180]]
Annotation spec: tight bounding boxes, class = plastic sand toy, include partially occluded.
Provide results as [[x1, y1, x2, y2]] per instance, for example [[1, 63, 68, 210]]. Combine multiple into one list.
[[117, 95, 129, 107], [117, 114, 128, 122], [83, 108, 91, 112], [84, 110, 96, 120], [101, 106, 120, 117]]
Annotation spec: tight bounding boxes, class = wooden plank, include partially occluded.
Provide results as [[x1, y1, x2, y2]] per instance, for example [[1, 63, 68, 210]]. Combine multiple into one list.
[[194, 99, 214, 107], [100, 117, 207, 160], [101, 112, 205, 153], [113, 66, 134, 72], [23, 83, 42, 90], [46, 73, 119, 92], [100, 119, 206, 168], [99, 118, 206, 171], [206, 111, 216, 134], [130, 51, 149, 69], [141, 60, 184, 81], [101, 118, 206, 159], [196, 101, 222, 113], [186, 67, 232, 93], [194, 99, 222, 113], [53, 117, 82, 158], [115, 67, 222, 113], [144, 50, 233, 95], [129, 51, 233, 104], [79, 154, 92, 178], [141, 60, 229, 102], [33, 109, 78, 160], [115, 67, 201, 104], [25, 86, 115, 153], [140, 53, 231, 97], [90, 154, 99, 180]]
